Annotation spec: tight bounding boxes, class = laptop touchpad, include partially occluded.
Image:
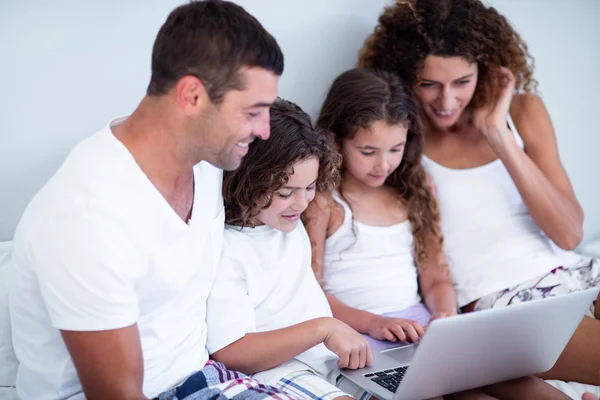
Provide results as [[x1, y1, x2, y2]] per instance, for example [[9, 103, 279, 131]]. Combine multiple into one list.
[[381, 344, 418, 364]]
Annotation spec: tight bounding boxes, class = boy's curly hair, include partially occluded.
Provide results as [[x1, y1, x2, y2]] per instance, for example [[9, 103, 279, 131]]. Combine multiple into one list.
[[317, 68, 442, 264], [358, 0, 538, 109], [223, 97, 342, 227]]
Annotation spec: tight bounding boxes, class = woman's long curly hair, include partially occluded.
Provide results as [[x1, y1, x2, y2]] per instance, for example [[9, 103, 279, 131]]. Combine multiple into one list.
[[358, 0, 538, 110], [317, 68, 442, 264], [224, 97, 341, 227]]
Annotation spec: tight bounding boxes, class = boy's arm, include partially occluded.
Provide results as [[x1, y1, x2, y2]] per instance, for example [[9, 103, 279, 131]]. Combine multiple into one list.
[[211, 317, 373, 374], [211, 318, 329, 374]]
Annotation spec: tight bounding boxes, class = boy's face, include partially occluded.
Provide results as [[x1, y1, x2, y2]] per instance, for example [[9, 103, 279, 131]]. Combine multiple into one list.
[[257, 157, 319, 233]]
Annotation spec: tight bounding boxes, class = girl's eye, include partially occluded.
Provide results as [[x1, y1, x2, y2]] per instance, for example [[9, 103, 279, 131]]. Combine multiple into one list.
[[419, 82, 434, 88], [360, 151, 375, 156], [457, 80, 470, 85], [277, 192, 292, 199], [249, 111, 260, 118], [307, 185, 316, 192], [391, 147, 403, 153]]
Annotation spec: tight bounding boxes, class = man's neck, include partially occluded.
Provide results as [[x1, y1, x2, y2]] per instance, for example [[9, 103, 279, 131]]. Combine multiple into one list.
[[113, 96, 197, 220]]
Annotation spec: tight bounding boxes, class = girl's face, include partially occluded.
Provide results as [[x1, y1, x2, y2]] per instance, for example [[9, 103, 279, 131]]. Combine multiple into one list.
[[342, 120, 408, 188], [256, 157, 319, 233], [413, 55, 479, 131]]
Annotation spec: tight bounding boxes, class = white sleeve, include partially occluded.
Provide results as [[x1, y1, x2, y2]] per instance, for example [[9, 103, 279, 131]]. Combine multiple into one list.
[[206, 249, 256, 354], [30, 214, 142, 331]]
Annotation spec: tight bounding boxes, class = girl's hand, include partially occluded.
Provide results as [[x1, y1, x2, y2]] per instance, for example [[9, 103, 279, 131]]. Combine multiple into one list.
[[366, 315, 425, 343], [428, 310, 457, 324], [321, 318, 374, 369], [472, 66, 516, 142]]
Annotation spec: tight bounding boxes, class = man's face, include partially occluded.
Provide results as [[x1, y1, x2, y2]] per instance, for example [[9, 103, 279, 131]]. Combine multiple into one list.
[[200, 67, 279, 170]]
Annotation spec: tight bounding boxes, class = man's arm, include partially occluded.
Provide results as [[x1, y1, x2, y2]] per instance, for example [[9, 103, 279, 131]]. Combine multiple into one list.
[[61, 324, 147, 400]]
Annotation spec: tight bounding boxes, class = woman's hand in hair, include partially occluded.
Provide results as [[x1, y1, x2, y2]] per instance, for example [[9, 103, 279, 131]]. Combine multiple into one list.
[[472, 66, 516, 147]]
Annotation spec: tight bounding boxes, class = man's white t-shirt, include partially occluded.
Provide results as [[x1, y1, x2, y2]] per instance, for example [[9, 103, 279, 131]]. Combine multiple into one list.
[[206, 221, 336, 383], [9, 118, 224, 399]]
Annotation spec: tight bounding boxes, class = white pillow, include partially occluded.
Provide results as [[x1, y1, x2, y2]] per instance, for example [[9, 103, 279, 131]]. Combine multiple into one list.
[[0, 241, 18, 388], [580, 239, 600, 258]]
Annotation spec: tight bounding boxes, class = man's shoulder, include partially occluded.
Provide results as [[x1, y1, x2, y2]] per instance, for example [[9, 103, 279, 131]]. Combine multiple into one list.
[[18, 125, 154, 247]]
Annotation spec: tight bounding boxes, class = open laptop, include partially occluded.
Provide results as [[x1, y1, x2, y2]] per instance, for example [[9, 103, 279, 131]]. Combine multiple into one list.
[[334, 288, 598, 400]]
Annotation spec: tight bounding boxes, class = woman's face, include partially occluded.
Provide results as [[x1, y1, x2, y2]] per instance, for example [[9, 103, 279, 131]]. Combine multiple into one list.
[[413, 55, 479, 131]]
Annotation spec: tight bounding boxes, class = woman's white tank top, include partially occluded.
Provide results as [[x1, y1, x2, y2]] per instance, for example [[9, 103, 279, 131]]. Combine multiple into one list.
[[322, 192, 421, 314], [421, 116, 581, 307]]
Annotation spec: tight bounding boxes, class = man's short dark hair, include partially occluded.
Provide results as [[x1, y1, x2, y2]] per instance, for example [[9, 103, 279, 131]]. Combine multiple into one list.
[[147, 0, 284, 103]]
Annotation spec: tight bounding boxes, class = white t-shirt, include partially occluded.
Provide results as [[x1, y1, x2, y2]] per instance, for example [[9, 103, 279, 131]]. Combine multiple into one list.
[[206, 221, 336, 383], [9, 118, 224, 399]]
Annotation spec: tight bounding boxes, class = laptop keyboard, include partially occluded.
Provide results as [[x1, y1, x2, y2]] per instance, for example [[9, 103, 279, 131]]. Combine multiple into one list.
[[363, 366, 409, 393]]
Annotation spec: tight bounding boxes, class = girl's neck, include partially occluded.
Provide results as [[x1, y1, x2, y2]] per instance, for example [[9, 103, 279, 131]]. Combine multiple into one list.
[[341, 172, 386, 198]]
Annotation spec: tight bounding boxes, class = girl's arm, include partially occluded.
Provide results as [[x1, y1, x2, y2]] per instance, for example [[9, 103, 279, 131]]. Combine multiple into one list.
[[473, 69, 583, 250], [417, 240, 458, 321], [211, 317, 373, 374], [302, 192, 333, 285], [326, 293, 424, 343]]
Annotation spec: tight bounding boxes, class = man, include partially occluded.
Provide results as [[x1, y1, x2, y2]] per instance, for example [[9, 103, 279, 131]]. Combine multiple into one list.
[[9, 1, 286, 399]]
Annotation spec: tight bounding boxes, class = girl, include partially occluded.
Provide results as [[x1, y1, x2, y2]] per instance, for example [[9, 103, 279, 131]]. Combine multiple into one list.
[[206, 98, 372, 400], [357, 0, 600, 386], [304, 68, 570, 399]]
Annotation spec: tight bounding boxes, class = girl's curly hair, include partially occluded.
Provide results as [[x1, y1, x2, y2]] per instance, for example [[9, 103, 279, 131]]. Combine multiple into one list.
[[358, 0, 538, 109], [317, 68, 442, 264], [223, 97, 342, 227]]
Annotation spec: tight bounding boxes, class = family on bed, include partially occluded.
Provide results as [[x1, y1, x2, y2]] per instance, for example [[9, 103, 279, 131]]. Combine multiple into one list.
[[7, 0, 600, 399]]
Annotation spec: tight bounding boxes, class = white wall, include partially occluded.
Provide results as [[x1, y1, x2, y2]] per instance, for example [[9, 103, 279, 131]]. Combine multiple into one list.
[[1, 0, 599, 244]]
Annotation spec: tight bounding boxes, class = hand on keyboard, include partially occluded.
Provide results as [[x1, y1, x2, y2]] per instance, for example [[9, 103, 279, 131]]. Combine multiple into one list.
[[322, 318, 374, 369], [367, 315, 424, 343]]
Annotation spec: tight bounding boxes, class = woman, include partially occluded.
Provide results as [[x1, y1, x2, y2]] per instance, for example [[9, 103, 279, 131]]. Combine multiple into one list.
[[357, 0, 600, 385]]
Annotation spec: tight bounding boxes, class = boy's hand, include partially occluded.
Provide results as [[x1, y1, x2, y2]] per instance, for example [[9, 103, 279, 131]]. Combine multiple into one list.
[[322, 318, 374, 370]]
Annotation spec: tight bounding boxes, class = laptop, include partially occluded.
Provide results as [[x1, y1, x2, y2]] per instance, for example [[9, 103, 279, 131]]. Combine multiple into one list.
[[334, 288, 598, 400]]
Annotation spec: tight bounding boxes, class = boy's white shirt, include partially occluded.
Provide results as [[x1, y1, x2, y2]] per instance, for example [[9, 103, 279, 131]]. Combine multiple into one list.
[[207, 220, 336, 383]]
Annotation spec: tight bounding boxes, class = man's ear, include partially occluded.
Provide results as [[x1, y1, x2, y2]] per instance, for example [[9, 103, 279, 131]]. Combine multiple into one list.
[[175, 75, 211, 116]]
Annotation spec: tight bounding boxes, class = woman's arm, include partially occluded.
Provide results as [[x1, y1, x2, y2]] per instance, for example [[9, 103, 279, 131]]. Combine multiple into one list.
[[211, 317, 373, 374], [504, 93, 583, 249], [474, 69, 583, 250]]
